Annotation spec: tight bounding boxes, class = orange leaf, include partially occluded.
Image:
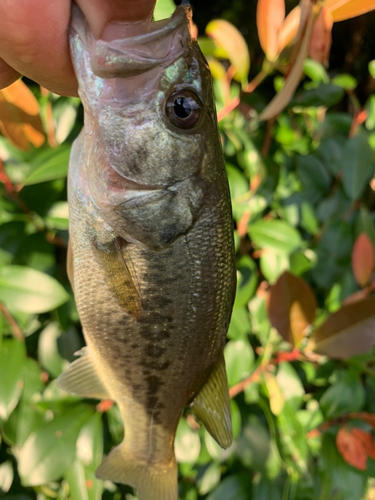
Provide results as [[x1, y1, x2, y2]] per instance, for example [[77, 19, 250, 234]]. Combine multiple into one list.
[[206, 19, 250, 84], [278, 6, 301, 54], [327, 0, 375, 21], [259, 0, 314, 121], [309, 5, 333, 66], [256, 0, 286, 60], [267, 271, 316, 347], [336, 426, 367, 470], [0, 80, 44, 151], [352, 233, 375, 287]]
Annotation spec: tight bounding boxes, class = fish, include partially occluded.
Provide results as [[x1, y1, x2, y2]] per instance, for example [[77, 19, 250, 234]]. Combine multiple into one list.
[[57, 3, 236, 500]]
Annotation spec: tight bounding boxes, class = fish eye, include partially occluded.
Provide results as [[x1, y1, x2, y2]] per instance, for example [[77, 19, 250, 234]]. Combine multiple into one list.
[[166, 90, 202, 129]]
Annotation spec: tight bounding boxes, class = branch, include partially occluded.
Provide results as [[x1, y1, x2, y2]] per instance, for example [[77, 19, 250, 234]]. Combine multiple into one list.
[[0, 303, 24, 341]]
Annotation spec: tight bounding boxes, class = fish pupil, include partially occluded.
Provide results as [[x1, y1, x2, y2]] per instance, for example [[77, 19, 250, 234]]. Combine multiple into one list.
[[174, 97, 192, 119]]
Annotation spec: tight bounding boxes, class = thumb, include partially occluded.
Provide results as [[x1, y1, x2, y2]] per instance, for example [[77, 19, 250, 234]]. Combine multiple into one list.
[[76, 0, 157, 39]]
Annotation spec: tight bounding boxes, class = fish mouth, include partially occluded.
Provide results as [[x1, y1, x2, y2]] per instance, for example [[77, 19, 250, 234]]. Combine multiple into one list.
[[70, 4, 192, 79]]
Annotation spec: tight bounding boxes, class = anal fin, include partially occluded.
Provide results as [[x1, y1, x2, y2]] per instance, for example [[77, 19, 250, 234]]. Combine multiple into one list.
[[96, 444, 178, 500], [57, 347, 110, 400], [190, 354, 233, 449]]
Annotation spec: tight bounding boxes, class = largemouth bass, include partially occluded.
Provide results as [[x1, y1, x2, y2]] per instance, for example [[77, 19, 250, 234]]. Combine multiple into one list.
[[58, 4, 236, 500]]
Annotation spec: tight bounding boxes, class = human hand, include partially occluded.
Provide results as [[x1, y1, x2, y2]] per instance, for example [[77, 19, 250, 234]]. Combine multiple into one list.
[[0, 0, 157, 96]]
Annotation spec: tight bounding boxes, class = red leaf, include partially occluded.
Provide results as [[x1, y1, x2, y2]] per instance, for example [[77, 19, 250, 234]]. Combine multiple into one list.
[[256, 0, 285, 60], [267, 271, 316, 347], [309, 5, 333, 66], [336, 426, 367, 470], [352, 428, 375, 461], [352, 233, 374, 287]]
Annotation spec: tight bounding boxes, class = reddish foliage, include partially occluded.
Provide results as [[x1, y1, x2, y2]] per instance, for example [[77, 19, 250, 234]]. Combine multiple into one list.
[[336, 426, 375, 470]]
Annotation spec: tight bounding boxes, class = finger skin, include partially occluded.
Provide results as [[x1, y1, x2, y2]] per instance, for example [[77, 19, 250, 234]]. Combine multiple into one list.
[[0, 58, 21, 89], [0, 0, 157, 97]]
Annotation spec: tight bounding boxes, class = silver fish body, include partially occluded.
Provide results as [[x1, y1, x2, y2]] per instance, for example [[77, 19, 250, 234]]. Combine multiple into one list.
[[58, 5, 236, 500]]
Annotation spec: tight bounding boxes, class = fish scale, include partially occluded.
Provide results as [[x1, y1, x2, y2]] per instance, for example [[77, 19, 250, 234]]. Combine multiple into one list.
[[57, 4, 236, 500]]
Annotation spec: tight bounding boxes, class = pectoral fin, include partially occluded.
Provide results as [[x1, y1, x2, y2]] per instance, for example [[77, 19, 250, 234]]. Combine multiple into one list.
[[57, 347, 110, 400], [95, 238, 142, 320], [190, 355, 233, 449]]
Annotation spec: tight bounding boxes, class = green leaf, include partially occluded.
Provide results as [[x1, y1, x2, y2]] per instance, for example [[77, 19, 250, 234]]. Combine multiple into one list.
[[260, 249, 289, 284], [175, 418, 200, 463], [198, 462, 221, 495], [293, 84, 345, 108], [16, 358, 45, 447], [233, 255, 258, 308], [65, 413, 104, 500], [153, 0, 175, 21], [297, 155, 331, 194], [341, 131, 375, 200], [331, 74, 357, 90], [224, 339, 254, 386], [355, 207, 375, 248], [365, 95, 375, 130], [18, 404, 93, 486], [227, 307, 251, 340], [38, 322, 65, 378], [0, 266, 69, 313], [249, 220, 301, 254], [276, 363, 304, 410], [369, 60, 375, 79], [207, 474, 250, 500], [235, 416, 270, 470], [319, 370, 365, 420], [303, 59, 329, 83], [319, 433, 366, 500], [0, 339, 26, 420], [23, 146, 70, 185]]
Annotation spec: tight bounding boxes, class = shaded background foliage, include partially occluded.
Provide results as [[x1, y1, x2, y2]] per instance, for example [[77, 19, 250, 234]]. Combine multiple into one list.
[[1, 0, 375, 499]]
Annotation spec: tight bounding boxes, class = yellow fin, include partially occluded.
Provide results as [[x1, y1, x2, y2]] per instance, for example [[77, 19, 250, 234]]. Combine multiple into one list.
[[190, 355, 233, 449], [67, 239, 74, 291], [95, 238, 142, 320], [96, 444, 178, 500], [57, 347, 110, 400]]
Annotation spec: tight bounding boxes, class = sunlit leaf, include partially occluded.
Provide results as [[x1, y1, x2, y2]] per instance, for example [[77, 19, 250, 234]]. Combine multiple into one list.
[[153, 0, 175, 21], [0, 80, 44, 151], [278, 6, 301, 53], [256, 0, 285, 60], [327, 0, 375, 22], [0, 339, 26, 420], [249, 219, 302, 253], [206, 20, 250, 84], [352, 233, 374, 287], [38, 323, 65, 378], [18, 404, 93, 486], [0, 461, 13, 493], [224, 339, 254, 386], [0, 266, 69, 314], [23, 145, 70, 186], [175, 418, 200, 463]]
